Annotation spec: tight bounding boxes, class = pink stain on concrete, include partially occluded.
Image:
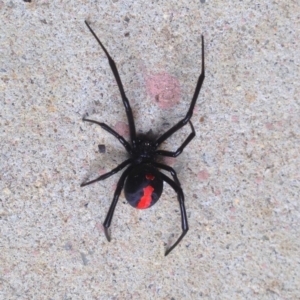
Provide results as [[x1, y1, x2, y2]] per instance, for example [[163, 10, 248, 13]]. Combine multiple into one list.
[[98, 169, 107, 176], [197, 169, 210, 181], [266, 121, 283, 130], [213, 188, 221, 196], [162, 156, 176, 166], [255, 176, 263, 184], [145, 72, 180, 109], [230, 206, 236, 213], [114, 121, 130, 137], [231, 115, 239, 123], [230, 215, 236, 221], [95, 222, 104, 234], [265, 122, 274, 130], [111, 182, 118, 193]]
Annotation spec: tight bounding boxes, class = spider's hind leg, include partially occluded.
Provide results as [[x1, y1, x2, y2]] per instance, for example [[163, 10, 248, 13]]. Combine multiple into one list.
[[158, 171, 188, 256], [152, 162, 181, 186], [102, 165, 134, 241]]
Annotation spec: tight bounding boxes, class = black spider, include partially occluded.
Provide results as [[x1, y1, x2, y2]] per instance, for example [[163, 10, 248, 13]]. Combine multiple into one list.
[[81, 21, 205, 256]]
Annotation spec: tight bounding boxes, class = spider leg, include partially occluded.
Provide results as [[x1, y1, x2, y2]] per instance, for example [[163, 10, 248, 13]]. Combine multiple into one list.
[[155, 35, 205, 148], [80, 158, 132, 187], [155, 121, 195, 157], [82, 117, 132, 154], [158, 171, 188, 256], [152, 162, 180, 186], [102, 166, 134, 241], [85, 21, 137, 148]]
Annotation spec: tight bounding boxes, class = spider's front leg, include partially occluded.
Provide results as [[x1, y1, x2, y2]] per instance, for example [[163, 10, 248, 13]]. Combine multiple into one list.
[[81, 159, 132, 187], [85, 21, 137, 148], [155, 35, 205, 148], [82, 117, 132, 154]]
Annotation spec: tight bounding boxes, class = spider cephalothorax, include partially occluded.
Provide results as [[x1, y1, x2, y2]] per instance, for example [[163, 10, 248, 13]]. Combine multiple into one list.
[[81, 21, 205, 256]]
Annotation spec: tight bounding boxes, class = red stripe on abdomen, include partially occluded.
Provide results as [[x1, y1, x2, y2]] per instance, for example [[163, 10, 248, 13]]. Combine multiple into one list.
[[137, 185, 154, 209]]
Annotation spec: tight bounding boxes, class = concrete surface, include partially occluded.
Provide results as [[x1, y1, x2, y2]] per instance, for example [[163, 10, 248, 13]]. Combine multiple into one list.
[[1, 0, 299, 299]]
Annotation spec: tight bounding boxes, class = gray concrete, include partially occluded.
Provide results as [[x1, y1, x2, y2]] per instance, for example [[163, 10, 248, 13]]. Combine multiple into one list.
[[1, 0, 299, 299]]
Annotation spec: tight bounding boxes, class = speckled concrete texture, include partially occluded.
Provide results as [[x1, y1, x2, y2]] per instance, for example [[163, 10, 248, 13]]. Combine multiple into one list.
[[1, 0, 299, 299]]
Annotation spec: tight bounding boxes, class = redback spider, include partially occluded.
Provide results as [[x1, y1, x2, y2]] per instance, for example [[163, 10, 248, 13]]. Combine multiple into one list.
[[81, 21, 205, 256]]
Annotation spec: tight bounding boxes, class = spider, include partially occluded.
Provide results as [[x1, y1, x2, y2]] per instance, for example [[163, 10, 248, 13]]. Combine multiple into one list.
[[81, 21, 205, 256]]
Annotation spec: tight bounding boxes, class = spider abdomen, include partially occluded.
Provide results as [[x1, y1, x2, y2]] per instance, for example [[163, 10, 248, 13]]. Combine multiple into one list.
[[124, 165, 163, 209]]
